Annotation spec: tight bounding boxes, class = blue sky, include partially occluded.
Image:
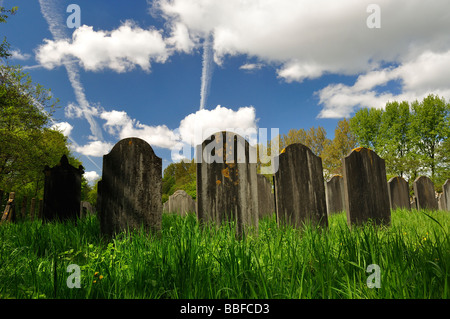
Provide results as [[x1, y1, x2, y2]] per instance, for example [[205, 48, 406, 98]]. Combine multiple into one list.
[[2, 0, 450, 183]]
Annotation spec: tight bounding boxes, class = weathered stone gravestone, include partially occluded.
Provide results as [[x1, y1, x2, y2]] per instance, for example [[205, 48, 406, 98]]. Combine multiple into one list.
[[257, 174, 275, 219], [326, 175, 345, 216], [196, 131, 259, 237], [42, 155, 84, 222], [163, 201, 169, 213], [274, 143, 328, 228], [388, 176, 411, 210], [342, 148, 391, 226], [80, 201, 94, 218], [442, 179, 450, 211], [100, 137, 162, 237], [167, 190, 196, 216], [413, 176, 438, 210], [438, 193, 445, 211]]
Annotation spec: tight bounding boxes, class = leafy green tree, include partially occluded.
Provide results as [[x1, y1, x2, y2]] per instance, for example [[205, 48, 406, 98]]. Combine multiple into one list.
[[349, 107, 383, 152], [322, 118, 357, 178], [0, 6, 18, 59], [410, 94, 450, 181]]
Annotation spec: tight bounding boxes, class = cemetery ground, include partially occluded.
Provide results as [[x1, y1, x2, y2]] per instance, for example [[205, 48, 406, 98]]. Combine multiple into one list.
[[0, 208, 448, 299]]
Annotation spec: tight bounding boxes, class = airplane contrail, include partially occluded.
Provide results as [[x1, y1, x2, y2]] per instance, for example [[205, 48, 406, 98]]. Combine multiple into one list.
[[38, 0, 103, 141], [199, 33, 214, 110]]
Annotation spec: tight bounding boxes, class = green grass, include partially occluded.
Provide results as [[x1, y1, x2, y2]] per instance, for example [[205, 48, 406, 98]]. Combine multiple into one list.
[[0, 209, 448, 299]]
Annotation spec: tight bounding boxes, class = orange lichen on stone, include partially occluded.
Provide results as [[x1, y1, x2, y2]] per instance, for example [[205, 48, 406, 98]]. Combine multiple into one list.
[[280, 148, 286, 154], [352, 147, 365, 152], [222, 167, 230, 179], [216, 180, 222, 185], [129, 140, 133, 145]]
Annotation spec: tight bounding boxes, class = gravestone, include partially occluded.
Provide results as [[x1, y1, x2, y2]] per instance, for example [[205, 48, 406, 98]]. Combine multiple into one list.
[[196, 131, 259, 237], [100, 137, 162, 237], [443, 179, 450, 211], [167, 190, 196, 216], [1, 192, 15, 223], [80, 201, 94, 218], [43, 155, 84, 222], [163, 201, 168, 213], [342, 147, 391, 226], [413, 176, 438, 210], [274, 143, 328, 228], [388, 176, 411, 210], [437, 193, 445, 211], [326, 175, 345, 216], [257, 174, 275, 219]]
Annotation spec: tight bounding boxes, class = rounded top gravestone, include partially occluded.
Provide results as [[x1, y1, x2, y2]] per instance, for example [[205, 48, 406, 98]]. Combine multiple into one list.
[[100, 137, 162, 237]]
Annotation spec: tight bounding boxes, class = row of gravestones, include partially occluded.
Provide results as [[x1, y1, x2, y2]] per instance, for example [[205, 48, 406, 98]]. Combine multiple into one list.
[[41, 133, 449, 238], [326, 174, 450, 215]]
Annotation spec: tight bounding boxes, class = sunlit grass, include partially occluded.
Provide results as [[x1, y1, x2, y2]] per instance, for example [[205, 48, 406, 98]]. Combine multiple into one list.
[[0, 208, 448, 299]]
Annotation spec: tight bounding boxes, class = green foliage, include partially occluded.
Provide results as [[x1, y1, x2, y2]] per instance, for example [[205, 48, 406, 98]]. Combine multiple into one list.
[[0, 209, 448, 299], [349, 94, 450, 190], [162, 160, 196, 202]]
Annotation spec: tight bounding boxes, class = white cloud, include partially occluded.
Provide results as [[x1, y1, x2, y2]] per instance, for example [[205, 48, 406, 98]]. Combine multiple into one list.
[[36, 21, 169, 73], [51, 121, 74, 137], [316, 49, 450, 118], [83, 171, 100, 183], [239, 63, 263, 71], [100, 110, 179, 149], [10, 49, 31, 61], [74, 140, 114, 157], [178, 105, 258, 146]]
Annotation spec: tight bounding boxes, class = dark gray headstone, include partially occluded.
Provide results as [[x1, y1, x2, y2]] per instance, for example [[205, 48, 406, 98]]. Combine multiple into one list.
[[274, 143, 328, 228], [80, 201, 94, 218], [413, 176, 438, 211], [168, 190, 195, 216], [388, 176, 411, 210], [100, 137, 162, 237], [326, 175, 345, 216], [43, 155, 84, 222], [342, 147, 391, 226], [196, 131, 259, 237], [257, 174, 274, 219], [443, 179, 450, 211]]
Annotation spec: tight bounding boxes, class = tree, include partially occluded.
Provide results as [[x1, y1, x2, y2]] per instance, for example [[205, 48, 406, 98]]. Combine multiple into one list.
[[0, 6, 18, 59], [410, 94, 450, 181], [349, 107, 383, 152], [322, 118, 356, 178], [378, 100, 416, 178]]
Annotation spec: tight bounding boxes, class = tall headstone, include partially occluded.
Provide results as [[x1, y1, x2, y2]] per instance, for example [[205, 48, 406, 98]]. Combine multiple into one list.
[[100, 137, 162, 237], [257, 174, 275, 219], [388, 176, 411, 210], [326, 175, 345, 216], [413, 176, 438, 210], [342, 147, 391, 226], [443, 179, 450, 211], [274, 143, 328, 228], [196, 131, 259, 237], [80, 201, 94, 218], [167, 190, 196, 216], [43, 155, 84, 222]]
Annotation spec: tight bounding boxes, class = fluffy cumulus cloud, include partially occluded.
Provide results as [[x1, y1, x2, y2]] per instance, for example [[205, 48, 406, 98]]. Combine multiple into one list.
[[51, 121, 74, 137], [154, 0, 450, 117], [36, 21, 170, 72], [71, 105, 257, 163], [83, 170, 100, 183]]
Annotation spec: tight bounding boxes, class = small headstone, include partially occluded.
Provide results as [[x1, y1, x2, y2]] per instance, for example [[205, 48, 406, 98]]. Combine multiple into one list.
[[413, 176, 438, 210], [274, 143, 328, 228], [388, 176, 411, 210], [100, 137, 162, 237], [167, 190, 195, 216], [163, 201, 168, 213], [443, 179, 450, 211], [342, 147, 391, 226], [43, 155, 84, 222], [326, 175, 345, 216], [196, 131, 259, 237], [1, 192, 15, 223], [80, 201, 94, 218], [257, 174, 275, 219]]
